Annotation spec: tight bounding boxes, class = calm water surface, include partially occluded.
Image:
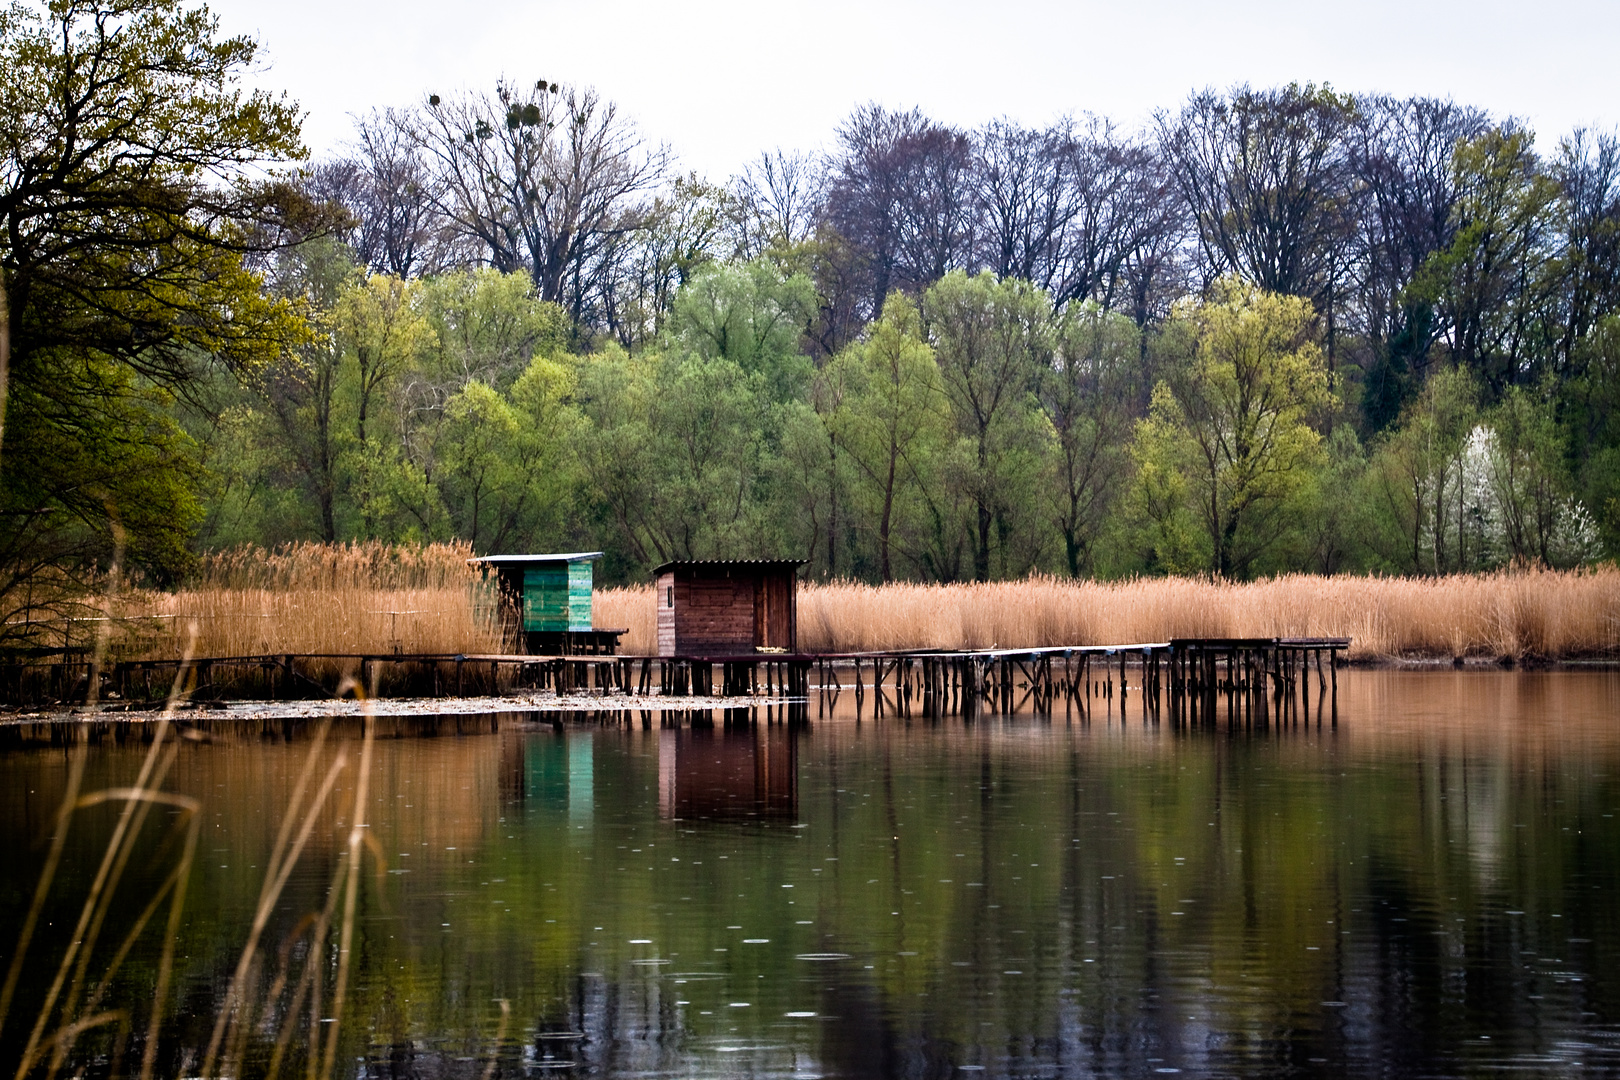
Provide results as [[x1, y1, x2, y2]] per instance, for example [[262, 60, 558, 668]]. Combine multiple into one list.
[[3, 669, 1620, 1078]]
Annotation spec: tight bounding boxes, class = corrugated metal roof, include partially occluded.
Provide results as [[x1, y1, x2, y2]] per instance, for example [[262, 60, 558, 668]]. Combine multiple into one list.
[[468, 551, 603, 565], [652, 558, 805, 576]]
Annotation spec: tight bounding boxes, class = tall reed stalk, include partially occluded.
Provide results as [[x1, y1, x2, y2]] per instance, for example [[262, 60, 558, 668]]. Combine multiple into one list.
[[117, 541, 502, 660], [102, 546, 1620, 663], [602, 567, 1620, 661], [4, 630, 199, 1080], [5, 609, 389, 1080]]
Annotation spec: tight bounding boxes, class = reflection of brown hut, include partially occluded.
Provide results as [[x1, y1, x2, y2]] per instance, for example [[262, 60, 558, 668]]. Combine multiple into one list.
[[654, 560, 802, 657], [658, 726, 797, 820]]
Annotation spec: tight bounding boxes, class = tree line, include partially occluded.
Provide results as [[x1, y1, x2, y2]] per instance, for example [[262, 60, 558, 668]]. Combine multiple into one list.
[[2, 0, 1617, 635]]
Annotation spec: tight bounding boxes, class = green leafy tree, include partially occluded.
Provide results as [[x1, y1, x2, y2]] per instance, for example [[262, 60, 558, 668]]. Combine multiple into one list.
[[563, 259, 821, 568], [921, 271, 1053, 581], [808, 349, 856, 578], [1042, 304, 1140, 576], [0, 0, 318, 639], [826, 295, 950, 581], [575, 342, 784, 571], [1299, 425, 1369, 573], [1482, 383, 1601, 566], [1563, 313, 1620, 552], [239, 239, 359, 543], [773, 400, 838, 579], [1363, 366, 1480, 573], [418, 268, 568, 390], [329, 273, 434, 539], [666, 259, 816, 405], [430, 361, 582, 552], [1128, 382, 1205, 572], [1485, 384, 1564, 563], [1132, 279, 1335, 578], [573, 343, 661, 568], [1412, 128, 1561, 392]]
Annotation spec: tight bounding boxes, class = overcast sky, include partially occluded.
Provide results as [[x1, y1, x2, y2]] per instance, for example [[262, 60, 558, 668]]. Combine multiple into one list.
[[208, 0, 1620, 178]]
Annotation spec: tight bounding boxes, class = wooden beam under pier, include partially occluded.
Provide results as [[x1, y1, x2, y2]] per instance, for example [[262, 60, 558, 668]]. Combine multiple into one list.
[[1, 638, 1351, 711]]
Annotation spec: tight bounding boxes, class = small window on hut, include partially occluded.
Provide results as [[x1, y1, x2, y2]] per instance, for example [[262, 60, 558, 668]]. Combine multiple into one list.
[[666, 586, 673, 608]]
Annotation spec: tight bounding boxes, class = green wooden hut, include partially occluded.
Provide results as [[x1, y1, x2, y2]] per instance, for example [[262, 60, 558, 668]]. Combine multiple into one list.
[[469, 552, 624, 655]]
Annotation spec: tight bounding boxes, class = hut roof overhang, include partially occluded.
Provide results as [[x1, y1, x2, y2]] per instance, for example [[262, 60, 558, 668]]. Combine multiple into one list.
[[652, 558, 804, 576], [469, 551, 603, 566]]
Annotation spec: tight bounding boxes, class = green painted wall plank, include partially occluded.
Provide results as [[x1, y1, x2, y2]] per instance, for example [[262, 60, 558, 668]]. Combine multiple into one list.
[[521, 560, 595, 632], [568, 561, 593, 631], [522, 566, 568, 631]]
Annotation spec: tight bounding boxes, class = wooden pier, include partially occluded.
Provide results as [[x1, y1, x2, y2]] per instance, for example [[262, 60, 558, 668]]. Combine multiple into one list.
[[3, 637, 1348, 727], [807, 637, 1347, 728]]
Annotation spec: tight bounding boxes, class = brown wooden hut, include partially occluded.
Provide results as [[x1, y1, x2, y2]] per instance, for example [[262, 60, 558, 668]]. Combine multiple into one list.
[[654, 560, 803, 657]]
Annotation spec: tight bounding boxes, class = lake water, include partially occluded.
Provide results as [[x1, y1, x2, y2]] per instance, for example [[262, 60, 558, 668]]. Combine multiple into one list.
[[3, 668, 1619, 1078]]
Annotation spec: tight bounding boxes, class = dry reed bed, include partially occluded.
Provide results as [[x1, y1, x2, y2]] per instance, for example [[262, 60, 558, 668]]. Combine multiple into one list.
[[120, 541, 503, 660], [603, 567, 1620, 661], [114, 546, 1620, 662]]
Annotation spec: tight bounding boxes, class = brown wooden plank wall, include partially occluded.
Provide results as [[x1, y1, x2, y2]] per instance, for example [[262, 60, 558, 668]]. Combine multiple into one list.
[[657, 563, 800, 657], [656, 572, 676, 656], [675, 575, 757, 654], [754, 571, 796, 650]]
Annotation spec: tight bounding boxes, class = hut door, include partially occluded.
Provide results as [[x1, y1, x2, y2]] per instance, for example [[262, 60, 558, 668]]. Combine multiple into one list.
[[754, 573, 793, 651]]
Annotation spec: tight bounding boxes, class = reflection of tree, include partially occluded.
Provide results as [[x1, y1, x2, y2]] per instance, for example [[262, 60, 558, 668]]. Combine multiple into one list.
[[8, 680, 1620, 1076]]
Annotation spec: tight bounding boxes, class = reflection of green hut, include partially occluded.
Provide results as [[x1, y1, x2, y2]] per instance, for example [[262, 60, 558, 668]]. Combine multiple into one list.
[[469, 553, 624, 655]]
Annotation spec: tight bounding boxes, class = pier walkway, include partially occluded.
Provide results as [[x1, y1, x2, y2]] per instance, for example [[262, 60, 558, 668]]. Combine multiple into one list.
[[4, 638, 1349, 727]]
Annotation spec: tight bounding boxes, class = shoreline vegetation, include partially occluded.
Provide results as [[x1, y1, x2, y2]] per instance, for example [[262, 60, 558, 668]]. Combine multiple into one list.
[[121, 542, 504, 660], [611, 568, 1620, 663], [95, 543, 1620, 666]]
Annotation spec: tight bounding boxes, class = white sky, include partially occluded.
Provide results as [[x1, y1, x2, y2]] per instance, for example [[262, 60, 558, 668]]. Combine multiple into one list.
[[209, 0, 1620, 178]]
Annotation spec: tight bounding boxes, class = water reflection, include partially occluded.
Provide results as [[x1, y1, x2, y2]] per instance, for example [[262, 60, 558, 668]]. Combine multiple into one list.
[[658, 720, 798, 821], [1, 669, 1617, 1079]]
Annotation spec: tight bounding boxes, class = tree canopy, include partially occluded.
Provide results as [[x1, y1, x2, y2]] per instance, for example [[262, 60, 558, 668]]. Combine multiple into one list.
[[6, 35, 1620, 655], [0, 0, 321, 637]]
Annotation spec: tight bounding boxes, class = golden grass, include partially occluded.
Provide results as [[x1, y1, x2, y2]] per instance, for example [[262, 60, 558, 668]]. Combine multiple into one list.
[[592, 586, 658, 655], [118, 541, 503, 660], [604, 567, 1620, 661], [110, 546, 1620, 662]]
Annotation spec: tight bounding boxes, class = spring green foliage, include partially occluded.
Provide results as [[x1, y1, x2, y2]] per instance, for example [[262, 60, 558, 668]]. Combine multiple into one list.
[[167, 255, 1612, 589], [569, 261, 819, 569], [200, 246, 583, 556], [1043, 305, 1141, 577], [1362, 368, 1482, 573], [1132, 281, 1335, 577], [1566, 315, 1620, 549], [1411, 130, 1564, 391], [0, 0, 319, 631], [923, 272, 1055, 581], [824, 295, 949, 582], [4, 29, 1619, 612]]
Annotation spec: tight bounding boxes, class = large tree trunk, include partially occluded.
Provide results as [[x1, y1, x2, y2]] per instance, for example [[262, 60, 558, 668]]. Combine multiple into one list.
[[974, 436, 992, 581], [880, 452, 896, 583], [826, 441, 838, 578], [0, 272, 8, 465]]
